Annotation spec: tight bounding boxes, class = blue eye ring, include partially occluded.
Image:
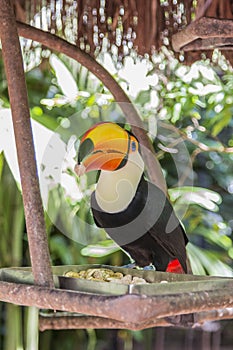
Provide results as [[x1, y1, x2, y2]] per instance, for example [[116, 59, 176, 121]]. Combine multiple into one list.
[[131, 140, 137, 152]]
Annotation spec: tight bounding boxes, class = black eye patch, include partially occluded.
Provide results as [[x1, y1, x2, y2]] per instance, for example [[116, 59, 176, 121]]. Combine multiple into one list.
[[78, 138, 94, 163], [116, 154, 128, 170]]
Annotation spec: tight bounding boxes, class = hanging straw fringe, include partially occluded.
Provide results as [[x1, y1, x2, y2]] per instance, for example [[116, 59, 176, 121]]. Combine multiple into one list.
[[12, 0, 233, 63]]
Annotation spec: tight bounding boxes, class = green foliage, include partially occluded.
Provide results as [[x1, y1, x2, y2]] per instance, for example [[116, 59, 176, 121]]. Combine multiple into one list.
[[0, 155, 25, 267], [168, 186, 222, 212], [0, 152, 3, 180], [1, 49, 232, 277], [1, 36, 233, 350], [81, 240, 119, 258], [0, 155, 26, 350]]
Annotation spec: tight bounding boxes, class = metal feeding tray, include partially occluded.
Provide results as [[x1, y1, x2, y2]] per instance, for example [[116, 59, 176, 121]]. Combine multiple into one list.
[[0, 264, 231, 296], [56, 265, 233, 296], [0, 265, 233, 327]]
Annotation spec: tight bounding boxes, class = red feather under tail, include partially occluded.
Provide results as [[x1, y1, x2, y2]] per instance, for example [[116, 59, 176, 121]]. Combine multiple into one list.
[[166, 259, 185, 274]]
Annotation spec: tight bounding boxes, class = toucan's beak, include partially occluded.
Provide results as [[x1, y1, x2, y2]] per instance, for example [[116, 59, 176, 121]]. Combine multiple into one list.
[[75, 122, 130, 175]]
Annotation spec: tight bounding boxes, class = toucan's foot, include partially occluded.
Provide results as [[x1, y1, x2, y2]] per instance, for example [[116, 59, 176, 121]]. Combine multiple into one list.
[[121, 263, 155, 270], [142, 264, 156, 271], [121, 263, 136, 269]]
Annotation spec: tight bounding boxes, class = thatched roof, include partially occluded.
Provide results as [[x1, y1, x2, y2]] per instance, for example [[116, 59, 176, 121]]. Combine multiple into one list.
[[13, 0, 233, 64]]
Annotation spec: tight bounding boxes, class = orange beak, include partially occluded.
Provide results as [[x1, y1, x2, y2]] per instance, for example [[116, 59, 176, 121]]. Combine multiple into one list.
[[75, 122, 130, 175]]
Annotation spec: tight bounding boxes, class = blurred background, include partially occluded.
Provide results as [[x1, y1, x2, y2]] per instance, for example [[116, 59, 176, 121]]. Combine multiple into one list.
[[0, 0, 233, 349]]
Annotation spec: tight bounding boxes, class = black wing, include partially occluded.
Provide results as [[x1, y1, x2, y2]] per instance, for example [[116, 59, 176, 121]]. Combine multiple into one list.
[[144, 179, 188, 272]]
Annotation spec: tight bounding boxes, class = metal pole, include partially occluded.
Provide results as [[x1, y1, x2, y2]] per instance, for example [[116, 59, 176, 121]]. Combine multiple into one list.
[[0, 0, 54, 288], [0, 280, 233, 324]]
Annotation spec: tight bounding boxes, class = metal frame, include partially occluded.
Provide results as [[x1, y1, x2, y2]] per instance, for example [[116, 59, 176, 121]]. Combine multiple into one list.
[[0, 0, 53, 288]]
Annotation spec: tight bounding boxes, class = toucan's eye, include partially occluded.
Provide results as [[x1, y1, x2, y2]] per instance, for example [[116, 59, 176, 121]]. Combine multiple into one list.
[[131, 141, 137, 152]]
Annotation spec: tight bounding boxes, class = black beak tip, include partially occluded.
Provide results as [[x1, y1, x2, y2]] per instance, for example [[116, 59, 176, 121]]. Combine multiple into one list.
[[78, 138, 94, 163]]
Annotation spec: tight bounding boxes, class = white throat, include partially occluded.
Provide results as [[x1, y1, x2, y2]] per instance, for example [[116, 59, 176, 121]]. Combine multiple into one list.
[[95, 152, 144, 213]]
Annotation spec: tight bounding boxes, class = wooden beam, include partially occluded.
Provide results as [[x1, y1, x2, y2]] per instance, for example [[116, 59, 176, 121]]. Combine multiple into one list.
[[172, 17, 233, 52], [183, 38, 233, 51]]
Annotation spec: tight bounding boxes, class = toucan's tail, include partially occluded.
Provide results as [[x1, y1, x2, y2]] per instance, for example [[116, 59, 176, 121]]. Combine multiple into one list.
[[166, 258, 193, 274]]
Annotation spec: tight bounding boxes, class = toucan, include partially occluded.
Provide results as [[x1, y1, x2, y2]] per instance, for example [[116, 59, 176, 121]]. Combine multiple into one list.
[[75, 122, 189, 273]]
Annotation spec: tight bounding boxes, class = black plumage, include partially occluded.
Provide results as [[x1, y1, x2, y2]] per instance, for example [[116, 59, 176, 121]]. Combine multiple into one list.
[[91, 175, 188, 272]]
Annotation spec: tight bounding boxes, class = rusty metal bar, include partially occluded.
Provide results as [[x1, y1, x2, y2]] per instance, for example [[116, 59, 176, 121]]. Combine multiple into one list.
[[0, 0, 53, 288], [39, 307, 233, 331], [39, 314, 170, 331], [0, 280, 233, 324], [172, 17, 233, 52]]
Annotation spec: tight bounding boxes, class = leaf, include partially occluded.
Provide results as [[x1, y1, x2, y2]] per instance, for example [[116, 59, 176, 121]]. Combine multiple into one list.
[[187, 244, 206, 275], [50, 54, 78, 99], [187, 243, 233, 276], [86, 94, 96, 107], [0, 152, 4, 181], [189, 84, 222, 96], [169, 187, 222, 211], [50, 235, 74, 265], [195, 227, 232, 251], [135, 90, 150, 105], [81, 240, 119, 257], [31, 107, 60, 131], [211, 110, 232, 136], [0, 108, 21, 186]]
